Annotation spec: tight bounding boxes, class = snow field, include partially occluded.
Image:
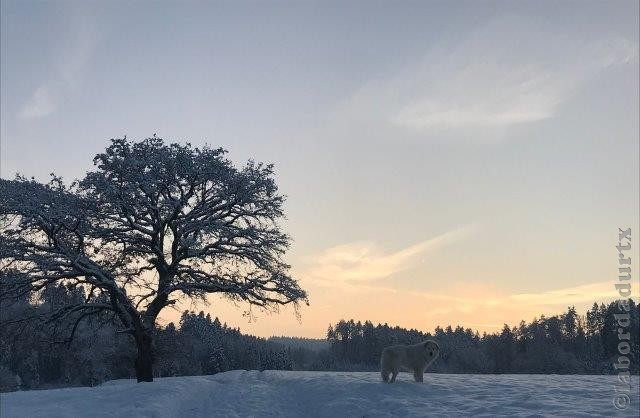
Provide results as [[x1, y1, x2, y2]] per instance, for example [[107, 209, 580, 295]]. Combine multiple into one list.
[[1, 370, 638, 417]]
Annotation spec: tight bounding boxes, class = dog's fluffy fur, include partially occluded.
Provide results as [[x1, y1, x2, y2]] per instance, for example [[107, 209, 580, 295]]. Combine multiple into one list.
[[380, 340, 439, 383]]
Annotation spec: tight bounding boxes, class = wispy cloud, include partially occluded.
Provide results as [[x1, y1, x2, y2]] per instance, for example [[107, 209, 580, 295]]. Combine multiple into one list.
[[18, 87, 56, 120], [339, 16, 638, 140], [56, 11, 100, 90], [406, 280, 638, 329], [510, 280, 623, 306], [301, 225, 475, 287], [291, 269, 636, 334], [17, 5, 100, 121]]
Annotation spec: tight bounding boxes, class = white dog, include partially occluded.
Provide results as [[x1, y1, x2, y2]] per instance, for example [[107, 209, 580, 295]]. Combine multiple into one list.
[[380, 340, 439, 383]]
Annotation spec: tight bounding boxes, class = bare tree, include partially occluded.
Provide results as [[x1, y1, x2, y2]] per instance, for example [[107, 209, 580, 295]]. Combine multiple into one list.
[[0, 137, 308, 382]]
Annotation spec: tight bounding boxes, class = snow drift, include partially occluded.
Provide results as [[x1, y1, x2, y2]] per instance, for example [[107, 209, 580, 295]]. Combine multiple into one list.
[[1, 370, 638, 417]]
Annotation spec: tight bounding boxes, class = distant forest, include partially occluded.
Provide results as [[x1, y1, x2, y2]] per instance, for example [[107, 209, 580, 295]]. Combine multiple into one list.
[[318, 300, 639, 375], [1, 285, 638, 391]]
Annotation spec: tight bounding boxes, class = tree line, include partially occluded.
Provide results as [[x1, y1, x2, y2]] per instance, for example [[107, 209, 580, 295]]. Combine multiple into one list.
[[0, 283, 293, 391], [315, 300, 639, 374], [2, 284, 637, 392]]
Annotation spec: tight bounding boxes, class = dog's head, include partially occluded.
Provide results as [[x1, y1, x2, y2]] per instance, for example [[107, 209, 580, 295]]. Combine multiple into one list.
[[423, 340, 440, 361]]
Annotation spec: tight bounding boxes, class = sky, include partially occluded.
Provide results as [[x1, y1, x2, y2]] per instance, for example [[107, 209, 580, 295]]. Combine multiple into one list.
[[1, 0, 639, 338]]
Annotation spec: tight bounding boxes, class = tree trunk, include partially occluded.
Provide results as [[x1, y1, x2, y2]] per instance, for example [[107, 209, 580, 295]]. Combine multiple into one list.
[[134, 331, 154, 382]]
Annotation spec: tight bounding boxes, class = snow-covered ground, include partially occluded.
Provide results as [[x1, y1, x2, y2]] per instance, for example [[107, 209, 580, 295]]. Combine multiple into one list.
[[1, 371, 638, 417]]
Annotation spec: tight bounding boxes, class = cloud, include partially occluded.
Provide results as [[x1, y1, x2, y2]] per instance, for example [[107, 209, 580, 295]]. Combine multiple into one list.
[[17, 4, 100, 121], [55, 11, 100, 90], [510, 280, 625, 306], [407, 280, 638, 329], [301, 225, 475, 287], [299, 236, 637, 331], [289, 270, 636, 335], [412, 280, 627, 310], [18, 87, 56, 120], [339, 15, 638, 140]]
